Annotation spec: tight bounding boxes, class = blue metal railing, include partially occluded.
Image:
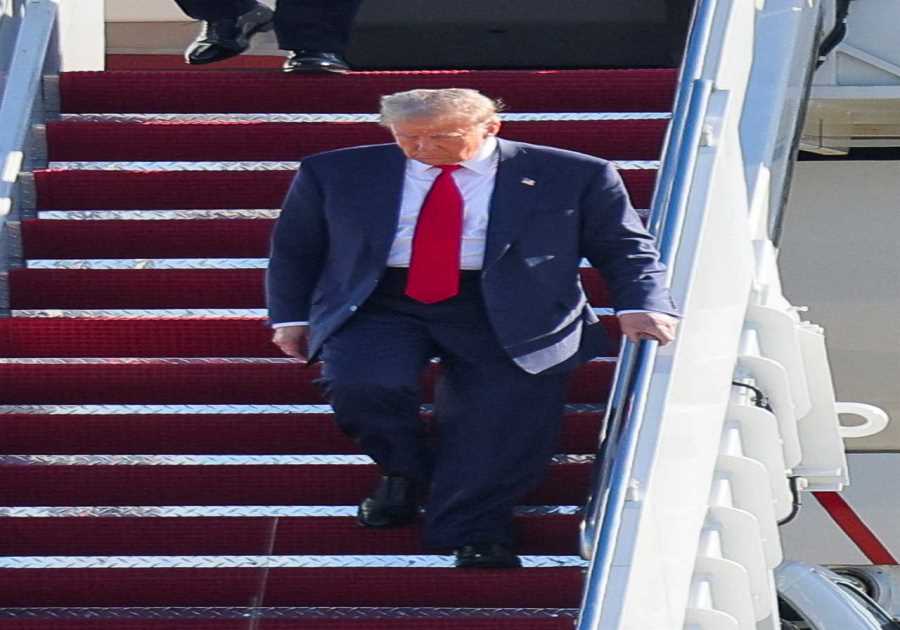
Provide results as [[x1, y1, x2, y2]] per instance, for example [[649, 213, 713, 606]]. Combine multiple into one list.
[[0, 0, 58, 312], [575, 0, 721, 626]]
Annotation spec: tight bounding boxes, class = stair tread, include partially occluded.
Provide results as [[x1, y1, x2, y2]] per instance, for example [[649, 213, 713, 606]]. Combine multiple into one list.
[[7, 268, 611, 310], [47, 119, 667, 162], [0, 514, 579, 556], [60, 68, 677, 114], [0, 411, 601, 454], [0, 463, 588, 506], [32, 169, 655, 210]]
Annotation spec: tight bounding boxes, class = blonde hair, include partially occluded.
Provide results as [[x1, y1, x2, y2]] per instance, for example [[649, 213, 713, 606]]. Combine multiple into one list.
[[379, 88, 503, 127]]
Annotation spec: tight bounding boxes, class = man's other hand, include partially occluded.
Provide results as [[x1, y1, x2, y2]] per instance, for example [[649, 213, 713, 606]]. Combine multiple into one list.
[[617, 312, 678, 346], [272, 325, 309, 361]]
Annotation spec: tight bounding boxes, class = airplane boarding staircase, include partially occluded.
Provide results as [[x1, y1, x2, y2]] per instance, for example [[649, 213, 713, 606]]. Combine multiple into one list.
[[0, 0, 890, 628]]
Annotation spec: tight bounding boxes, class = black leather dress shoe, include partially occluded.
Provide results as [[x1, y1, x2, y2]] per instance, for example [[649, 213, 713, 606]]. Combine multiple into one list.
[[357, 475, 418, 528], [454, 543, 522, 569], [283, 50, 351, 74], [185, 3, 274, 65]]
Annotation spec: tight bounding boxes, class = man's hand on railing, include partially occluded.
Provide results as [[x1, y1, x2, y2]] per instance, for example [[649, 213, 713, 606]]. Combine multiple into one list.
[[272, 325, 309, 362], [617, 312, 678, 345]]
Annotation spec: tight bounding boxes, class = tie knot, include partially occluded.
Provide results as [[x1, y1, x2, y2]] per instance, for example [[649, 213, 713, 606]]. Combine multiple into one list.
[[437, 165, 461, 174]]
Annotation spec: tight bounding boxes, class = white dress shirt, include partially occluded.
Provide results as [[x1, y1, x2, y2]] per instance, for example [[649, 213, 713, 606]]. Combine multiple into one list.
[[387, 135, 498, 270]]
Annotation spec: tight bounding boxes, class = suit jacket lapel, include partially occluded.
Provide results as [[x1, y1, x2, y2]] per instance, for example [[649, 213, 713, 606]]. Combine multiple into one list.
[[484, 139, 539, 269], [359, 145, 407, 266]]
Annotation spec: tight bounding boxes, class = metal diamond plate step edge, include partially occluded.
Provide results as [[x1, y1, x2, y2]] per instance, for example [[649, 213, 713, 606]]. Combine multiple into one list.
[[0, 454, 594, 466], [38, 209, 282, 219], [0, 505, 582, 518], [46, 160, 659, 171], [62, 112, 671, 123], [0, 402, 604, 415], [0, 356, 617, 365], [0, 555, 587, 569], [23, 259, 610, 270], [35, 208, 644, 220], [0, 606, 578, 620], [11, 307, 614, 318]]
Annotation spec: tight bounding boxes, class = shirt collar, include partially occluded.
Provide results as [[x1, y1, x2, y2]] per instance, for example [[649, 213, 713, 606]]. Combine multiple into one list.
[[408, 135, 499, 176]]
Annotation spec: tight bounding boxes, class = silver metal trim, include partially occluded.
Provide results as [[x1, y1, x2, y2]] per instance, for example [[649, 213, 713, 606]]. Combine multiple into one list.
[[41, 74, 60, 117], [61, 112, 671, 124], [0, 555, 587, 569], [0, 505, 583, 518], [0, 606, 579, 620], [13, 308, 269, 317], [38, 209, 281, 220], [0, 357, 301, 365], [47, 160, 659, 172], [0, 356, 615, 365], [34, 208, 643, 221], [16, 172, 36, 216], [0, 404, 334, 415], [0, 454, 593, 466], [11, 307, 614, 318], [6, 220, 23, 262], [27, 258, 268, 269], [0, 402, 603, 415], [29, 123, 48, 167]]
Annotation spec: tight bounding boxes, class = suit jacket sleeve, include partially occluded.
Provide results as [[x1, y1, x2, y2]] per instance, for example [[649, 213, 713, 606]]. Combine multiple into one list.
[[579, 162, 679, 316], [266, 162, 328, 325]]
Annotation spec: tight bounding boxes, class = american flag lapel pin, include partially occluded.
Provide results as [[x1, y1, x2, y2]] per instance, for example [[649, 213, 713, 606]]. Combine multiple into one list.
[[521, 177, 536, 186]]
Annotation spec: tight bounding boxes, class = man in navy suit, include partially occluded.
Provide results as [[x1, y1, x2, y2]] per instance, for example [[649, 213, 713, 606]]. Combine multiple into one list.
[[267, 88, 678, 568]]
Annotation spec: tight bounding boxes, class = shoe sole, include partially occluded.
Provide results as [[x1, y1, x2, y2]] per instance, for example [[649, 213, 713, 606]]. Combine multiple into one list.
[[282, 64, 351, 75], [185, 17, 274, 66]]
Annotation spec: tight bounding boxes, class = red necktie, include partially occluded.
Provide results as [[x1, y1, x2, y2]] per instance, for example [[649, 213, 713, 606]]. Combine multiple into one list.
[[405, 165, 464, 303]]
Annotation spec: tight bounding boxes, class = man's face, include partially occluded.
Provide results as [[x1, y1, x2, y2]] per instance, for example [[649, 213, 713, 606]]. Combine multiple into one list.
[[390, 114, 502, 165]]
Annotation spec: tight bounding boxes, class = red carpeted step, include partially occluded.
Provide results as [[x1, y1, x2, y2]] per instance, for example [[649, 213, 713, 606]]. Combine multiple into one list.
[[0, 462, 588, 506], [60, 69, 676, 114], [8, 268, 611, 309], [0, 619, 576, 630], [0, 359, 612, 405], [33, 169, 656, 210], [21, 219, 274, 259], [48, 119, 668, 162], [0, 317, 620, 358], [106, 52, 288, 70], [0, 567, 583, 607], [21, 214, 646, 260], [0, 514, 578, 556], [0, 412, 601, 455]]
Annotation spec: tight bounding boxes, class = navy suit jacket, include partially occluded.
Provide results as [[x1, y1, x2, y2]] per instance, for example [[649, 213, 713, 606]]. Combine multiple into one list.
[[267, 138, 677, 372]]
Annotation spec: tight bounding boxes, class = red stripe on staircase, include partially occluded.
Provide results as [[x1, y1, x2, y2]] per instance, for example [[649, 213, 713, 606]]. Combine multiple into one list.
[[0, 463, 589, 506], [0, 317, 621, 358], [60, 69, 677, 114], [47, 119, 667, 162], [0, 411, 601, 455], [813, 492, 898, 564], [22, 219, 275, 259], [0, 514, 579, 556], [0, 567, 583, 607], [33, 169, 656, 210], [0, 360, 613, 405], [8, 268, 611, 309]]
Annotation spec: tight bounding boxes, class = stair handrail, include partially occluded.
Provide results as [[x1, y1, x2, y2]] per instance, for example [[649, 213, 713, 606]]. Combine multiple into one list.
[[576, 0, 720, 624], [579, 0, 718, 560], [0, 0, 58, 312]]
